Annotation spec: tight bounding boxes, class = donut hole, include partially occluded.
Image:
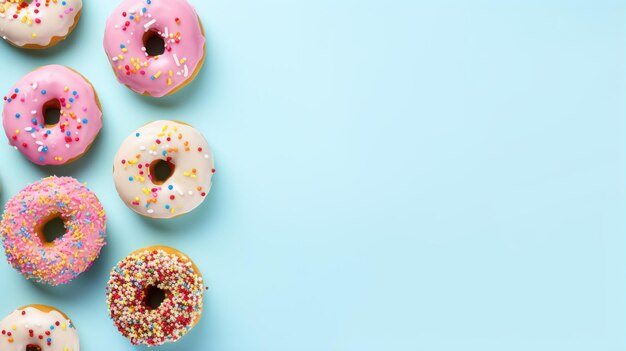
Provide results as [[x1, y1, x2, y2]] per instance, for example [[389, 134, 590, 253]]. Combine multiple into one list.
[[143, 285, 167, 310], [42, 99, 61, 127], [143, 30, 165, 57], [26, 345, 41, 351], [150, 159, 175, 185], [37, 215, 67, 245]]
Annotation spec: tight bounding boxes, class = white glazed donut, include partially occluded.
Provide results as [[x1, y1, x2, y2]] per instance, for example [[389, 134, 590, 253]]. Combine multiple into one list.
[[0, 305, 79, 351], [113, 120, 215, 219], [0, 0, 82, 49]]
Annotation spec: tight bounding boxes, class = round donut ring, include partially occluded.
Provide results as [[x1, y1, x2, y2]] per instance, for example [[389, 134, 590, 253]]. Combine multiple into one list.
[[103, 0, 205, 97], [113, 120, 215, 219], [106, 246, 204, 346], [0, 176, 107, 285], [2, 65, 103, 166], [0, 0, 82, 49], [0, 304, 79, 350]]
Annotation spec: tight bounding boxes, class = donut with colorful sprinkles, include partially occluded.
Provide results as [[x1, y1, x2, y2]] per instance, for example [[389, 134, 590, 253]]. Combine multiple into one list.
[[0, 176, 107, 285], [103, 0, 206, 97], [106, 246, 205, 346], [2, 65, 103, 166], [113, 120, 215, 219], [0, 0, 82, 49], [0, 304, 79, 351]]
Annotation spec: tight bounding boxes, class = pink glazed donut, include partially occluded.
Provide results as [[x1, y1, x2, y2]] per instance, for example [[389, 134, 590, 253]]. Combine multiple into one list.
[[2, 65, 103, 166], [103, 0, 206, 97], [0, 176, 107, 285]]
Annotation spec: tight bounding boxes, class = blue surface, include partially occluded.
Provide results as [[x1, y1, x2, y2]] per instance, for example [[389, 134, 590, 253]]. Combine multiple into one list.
[[0, 0, 623, 350]]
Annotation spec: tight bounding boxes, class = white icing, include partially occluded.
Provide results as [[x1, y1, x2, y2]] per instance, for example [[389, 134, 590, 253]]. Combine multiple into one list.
[[113, 120, 215, 219], [0, 307, 80, 351], [0, 0, 82, 47]]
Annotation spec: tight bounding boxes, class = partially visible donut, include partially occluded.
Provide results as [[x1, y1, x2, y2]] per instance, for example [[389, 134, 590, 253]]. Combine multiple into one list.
[[2, 65, 103, 166], [103, 0, 206, 97], [0, 0, 82, 49], [113, 120, 215, 219], [0, 176, 107, 285], [0, 304, 79, 351], [106, 246, 205, 346]]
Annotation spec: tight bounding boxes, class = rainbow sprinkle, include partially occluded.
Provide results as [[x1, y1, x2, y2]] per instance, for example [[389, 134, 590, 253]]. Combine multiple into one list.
[[113, 120, 214, 219]]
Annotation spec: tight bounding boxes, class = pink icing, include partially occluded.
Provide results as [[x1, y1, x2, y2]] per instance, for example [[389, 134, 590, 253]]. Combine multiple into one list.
[[103, 0, 206, 97], [2, 65, 103, 166], [0, 176, 107, 286]]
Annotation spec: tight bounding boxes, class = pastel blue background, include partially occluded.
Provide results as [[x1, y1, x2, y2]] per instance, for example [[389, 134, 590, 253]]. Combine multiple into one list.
[[0, 0, 623, 350]]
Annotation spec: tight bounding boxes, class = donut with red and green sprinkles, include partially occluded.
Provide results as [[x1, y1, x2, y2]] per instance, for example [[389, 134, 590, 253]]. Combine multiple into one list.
[[0, 0, 82, 49], [113, 120, 215, 219], [0, 176, 107, 285], [106, 246, 205, 346], [0, 304, 79, 351]]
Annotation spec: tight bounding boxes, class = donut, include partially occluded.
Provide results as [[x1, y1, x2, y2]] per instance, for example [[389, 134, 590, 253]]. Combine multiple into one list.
[[103, 0, 206, 97], [0, 305, 79, 351], [0, 176, 107, 285], [0, 0, 82, 49], [2, 65, 103, 166], [113, 120, 215, 219], [106, 246, 205, 346]]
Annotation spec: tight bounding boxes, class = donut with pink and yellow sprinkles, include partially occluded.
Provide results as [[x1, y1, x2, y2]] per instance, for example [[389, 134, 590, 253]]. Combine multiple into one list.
[[0, 176, 107, 285]]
